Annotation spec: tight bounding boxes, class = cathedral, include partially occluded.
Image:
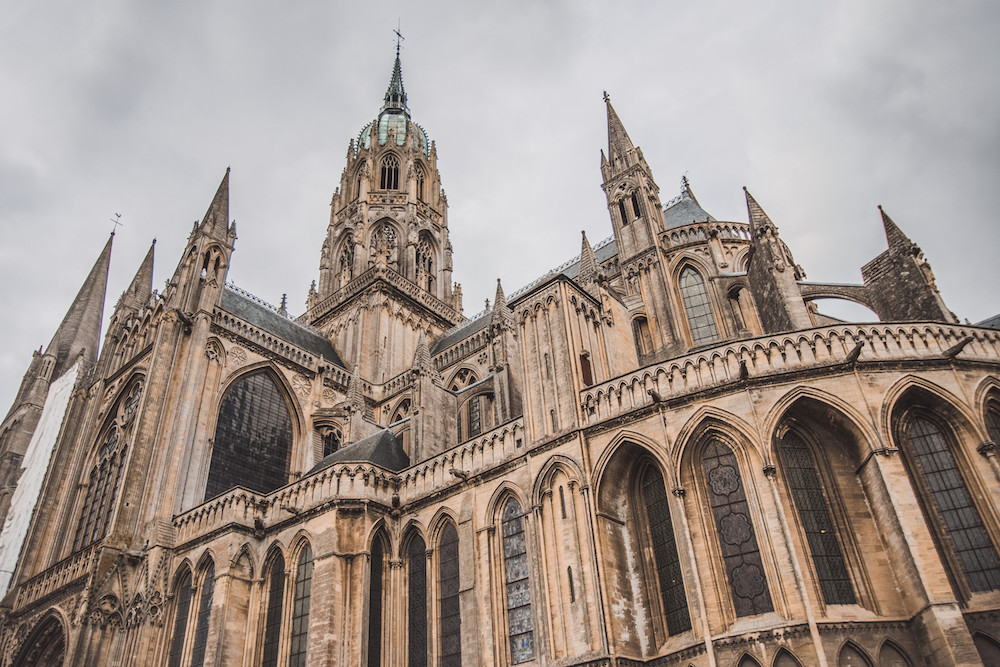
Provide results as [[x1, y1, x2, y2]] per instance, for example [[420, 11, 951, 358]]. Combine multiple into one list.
[[1, 47, 999, 667]]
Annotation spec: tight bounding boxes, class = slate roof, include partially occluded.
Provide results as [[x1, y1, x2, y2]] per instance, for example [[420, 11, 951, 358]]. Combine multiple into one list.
[[309, 429, 409, 473], [976, 314, 1000, 330], [430, 310, 490, 355], [220, 286, 345, 368], [662, 191, 716, 228]]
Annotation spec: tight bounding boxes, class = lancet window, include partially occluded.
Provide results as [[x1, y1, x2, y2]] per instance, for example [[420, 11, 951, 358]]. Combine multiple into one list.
[[368, 534, 387, 667], [631, 191, 642, 219], [439, 522, 462, 666], [380, 154, 400, 190], [370, 224, 398, 266], [899, 413, 1000, 593], [638, 464, 691, 635], [986, 399, 1000, 445], [416, 237, 435, 292], [415, 164, 426, 201], [339, 240, 355, 285], [73, 379, 143, 551], [189, 562, 215, 667], [702, 439, 773, 617], [408, 535, 427, 667], [777, 429, 856, 605], [501, 498, 535, 664], [457, 393, 494, 442], [167, 571, 193, 667], [632, 316, 654, 357], [204, 371, 293, 500], [262, 554, 286, 667], [319, 424, 343, 458], [618, 199, 630, 226], [289, 545, 313, 667], [679, 266, 719, 345]]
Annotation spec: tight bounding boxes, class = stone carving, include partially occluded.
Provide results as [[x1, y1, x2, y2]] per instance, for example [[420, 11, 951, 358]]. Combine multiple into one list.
[[229, 346, 247, 366]]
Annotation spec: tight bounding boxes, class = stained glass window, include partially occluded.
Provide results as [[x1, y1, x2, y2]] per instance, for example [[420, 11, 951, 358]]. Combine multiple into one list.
[[468, 396, 481, 438], [73, 425, 127, 551], [167, 571, 193, 667], [702, 439, 773, 617], [679, 267, 719, 345], [640, 465, 691, 634], [204, 372, 292, 500], [903, 416, 1000, 592], [439, 523, 462, 667], [368, 538, 384, 667], [262, 555, 285, 667], [778, 430, 856, 604], [986, 404, 1000, 445], [502, 499, 534, 664], [189, 563, 215, 667], [408, 536, 427, 667], [290, 545, 313, 667]]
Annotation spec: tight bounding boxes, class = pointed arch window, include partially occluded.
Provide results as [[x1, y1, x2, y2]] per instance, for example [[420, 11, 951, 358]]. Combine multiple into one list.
[[778, 430, 856, 605], [319, 424, 343, 458], [74, 380, 142, 551], [457, 393, 494, 442], [167, 571, 193, 667], [618, 199, 630, 226], [702, 439, 773, 617], [631, 191, 642, 219], [289, 545, 313, 667], [205, 371, 292, 500], [189, 562, 215, 667], [501, 498, 535, 664], [439, 523, 462, 666], [900, 414, 1000, 592], [408, 535, 427, 667], [679, 266, 719, 345], [368, 536, 386, 667], [632, 316, 654, 357], [262, 554, 286, 667], [380, 155, 400, 190], [11, 614, 67, 667], [416, 237, 435, 292], [339, 241, 355, 284], [639, 465, 691, 635], [415, 164, 426, 201], [986, 400, 1000, 445]]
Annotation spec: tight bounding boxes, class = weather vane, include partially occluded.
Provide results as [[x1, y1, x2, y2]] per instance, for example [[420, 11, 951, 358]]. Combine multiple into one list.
[[110, 213, 123, 235]]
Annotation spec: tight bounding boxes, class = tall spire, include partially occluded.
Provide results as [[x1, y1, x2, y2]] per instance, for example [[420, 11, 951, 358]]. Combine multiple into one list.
[[604, 91, 635, 165], [412, 330, 433, 375], [381, 44, 409, 116], [121, 240, 155, 309], [878, 205, 915, 254], [200, 167, 230, 238], [490, 279, 512, 331], [45, 234, 113, 377]]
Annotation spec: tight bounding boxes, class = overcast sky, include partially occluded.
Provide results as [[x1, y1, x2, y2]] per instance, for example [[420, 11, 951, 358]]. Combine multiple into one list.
[[2, 1, 999, 412]]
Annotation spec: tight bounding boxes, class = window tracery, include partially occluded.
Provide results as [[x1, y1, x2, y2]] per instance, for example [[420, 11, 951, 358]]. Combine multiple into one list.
[[204, 371, 292, 500], [778, 429, 856, 605], [415, 163, 426, 201], [416, 237, 434, 292], [501, 498, 534, 664], [339, 240, 355, 286], [457, 394, 493, 442], [167, 571, 193, 667], [679, 266, 719, 345], [370, 224, 398, 266], [900, 413, 1000, 593], [702, 439, 773, 617], [73, 379, 143, 551], [380, 154, 400, 190], [319, 424, 343, 458]]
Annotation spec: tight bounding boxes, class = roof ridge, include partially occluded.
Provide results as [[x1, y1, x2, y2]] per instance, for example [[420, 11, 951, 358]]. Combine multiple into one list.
[[224, 282, 326, 337]]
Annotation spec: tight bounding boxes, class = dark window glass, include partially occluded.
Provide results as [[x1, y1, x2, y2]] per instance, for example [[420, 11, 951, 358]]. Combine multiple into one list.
[[559, 487, 567, 519], [468, 396, 481, 438], [415, 165, 425, 201], [631, 191, 642, 219], [903, 416, 1000, 592], [321, 426, 343, 458], [205, 372, 292, 500], [702, 439, 773, 616], [189, 563, 215, 667], [74, 426, 126, 551], [986, 405, 1000, 446], [262, 555, 286, 667], [567, 567, 575, 602], [380, 155, 400, 190], [502, 499, 534, 664], [679, 267, 719, 345], [580, 354, 593, 387], [779, 430, 856, 604], [289, 546, 313, 667], [618, 199, 630, 225], [167, 571, 193, 667], [408, 536, 427, 667], [368, 538, 384, 667], [640, 465, 691, 634], [439, 523, 462, 667]]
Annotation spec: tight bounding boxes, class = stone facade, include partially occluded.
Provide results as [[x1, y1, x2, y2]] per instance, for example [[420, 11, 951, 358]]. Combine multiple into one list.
[[0, 50, 999, 667]]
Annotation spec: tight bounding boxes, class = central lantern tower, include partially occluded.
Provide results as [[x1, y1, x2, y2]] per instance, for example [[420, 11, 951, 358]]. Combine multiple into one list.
[[305, 48, 463, 383]]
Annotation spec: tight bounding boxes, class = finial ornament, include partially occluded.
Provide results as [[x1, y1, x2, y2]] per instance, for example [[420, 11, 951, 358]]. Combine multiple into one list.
[[603, 90, 610, 103], [110, 213, 123, 236], [394, 21, 404, 54]]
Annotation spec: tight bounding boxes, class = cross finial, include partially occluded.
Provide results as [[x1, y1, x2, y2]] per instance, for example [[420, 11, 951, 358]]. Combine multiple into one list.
[[394, 21, 404, 56], [110, 212, 123, 236], [603, 90, 610, 103]]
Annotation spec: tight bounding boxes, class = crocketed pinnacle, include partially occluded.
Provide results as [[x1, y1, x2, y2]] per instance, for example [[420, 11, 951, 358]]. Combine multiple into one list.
[[412, 330, 433, 374], [491, 279, 512, 330], [604, 92, 636, 165], [348, 365, 364, 412], [744, 187, 777, 234], [579, 231, 598, 285], [381, 47, 409, 116], [201, 168, 230, 239], [878, 205, 915, 254]]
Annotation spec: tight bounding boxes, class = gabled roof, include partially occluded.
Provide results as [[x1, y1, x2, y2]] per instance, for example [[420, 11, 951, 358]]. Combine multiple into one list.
[[309, 429, 409, 473], [663, 190, 716, 228], [220, 286, 345, 368]]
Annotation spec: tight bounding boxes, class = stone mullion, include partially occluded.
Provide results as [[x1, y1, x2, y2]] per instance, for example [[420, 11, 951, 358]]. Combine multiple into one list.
[[388, 558, 403, 667], [476, 525, 499, 667], [670, 486, 716, 667]]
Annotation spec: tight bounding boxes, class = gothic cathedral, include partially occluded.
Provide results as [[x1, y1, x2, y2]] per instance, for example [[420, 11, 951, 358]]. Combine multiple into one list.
[[1, 49, 999, 667]]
